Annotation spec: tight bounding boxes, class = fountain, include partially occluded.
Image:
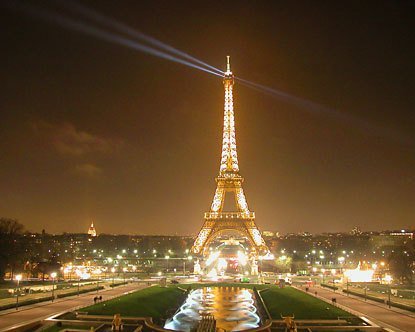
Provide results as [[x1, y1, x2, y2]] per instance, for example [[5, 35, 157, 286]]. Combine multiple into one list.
[[164, 286, 261, 332]]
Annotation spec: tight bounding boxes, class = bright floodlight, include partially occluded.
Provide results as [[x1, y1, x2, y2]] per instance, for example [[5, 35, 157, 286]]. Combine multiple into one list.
[[51, 272, 57, 278], [15, 274, 22, 281]]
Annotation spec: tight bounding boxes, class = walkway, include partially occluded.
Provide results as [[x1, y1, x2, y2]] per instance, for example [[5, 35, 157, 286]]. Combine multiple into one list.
[[0, 282, 149, 331], [305, 285, 415, 332]]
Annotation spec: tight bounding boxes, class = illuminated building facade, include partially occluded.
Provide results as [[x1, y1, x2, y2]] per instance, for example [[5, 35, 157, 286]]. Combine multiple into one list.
[[192, 57, 269, 257], [87, 221, 97, 237]]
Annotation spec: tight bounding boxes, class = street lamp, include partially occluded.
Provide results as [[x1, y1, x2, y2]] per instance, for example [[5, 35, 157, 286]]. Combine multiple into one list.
[[15, 274, 22, 310], [123, 267, 127, 284], [321, 268, 326, 284], [75, 269, 82, 296], [111, 267, 116, 286], [165, 255, 170, 273], [51, 272, 57, 302], [96, 270, 101, 294], [346, 276, 349, 296], [388, 284, 391, 308], [184, 255, 192, 275], [331, 269, 336, 292]]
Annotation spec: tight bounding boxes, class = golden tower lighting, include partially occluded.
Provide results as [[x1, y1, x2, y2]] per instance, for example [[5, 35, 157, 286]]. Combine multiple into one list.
[[192, 56, 269, 257]]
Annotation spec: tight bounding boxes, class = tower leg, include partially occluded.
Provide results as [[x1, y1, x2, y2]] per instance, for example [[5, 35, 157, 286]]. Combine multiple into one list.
[[194, 259, 202, 275], [251, 258, 259, 276]]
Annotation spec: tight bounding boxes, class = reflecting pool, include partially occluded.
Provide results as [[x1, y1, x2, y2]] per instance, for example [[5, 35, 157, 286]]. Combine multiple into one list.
[[164, 286, 260, 331]]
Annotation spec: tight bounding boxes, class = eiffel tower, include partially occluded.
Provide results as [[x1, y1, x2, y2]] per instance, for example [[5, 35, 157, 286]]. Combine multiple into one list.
[[192, 57, 269, 257]]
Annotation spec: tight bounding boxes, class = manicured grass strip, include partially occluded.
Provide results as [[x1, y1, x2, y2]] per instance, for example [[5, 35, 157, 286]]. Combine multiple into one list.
[[342, 289, 415, 312], [56, 286, 104, 298], [260, 287, 353, 319], [109, 282, 128, 288], [321, 283, 339, 291], [0, 295, 53, 311], [81, 286, 185, 319]]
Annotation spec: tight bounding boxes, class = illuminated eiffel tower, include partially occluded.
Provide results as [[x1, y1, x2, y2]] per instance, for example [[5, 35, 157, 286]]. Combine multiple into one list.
[[192, 57, 269, 257]]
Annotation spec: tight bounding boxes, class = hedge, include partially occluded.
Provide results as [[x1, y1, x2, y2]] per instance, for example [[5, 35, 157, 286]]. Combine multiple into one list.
[[321, 283, 338, 291], [342, 289, 415, 312], [56, 286, 104, 298], [0, 286, 105, 311], [0, 295, 53, 311], [109, 282, 128, 288]]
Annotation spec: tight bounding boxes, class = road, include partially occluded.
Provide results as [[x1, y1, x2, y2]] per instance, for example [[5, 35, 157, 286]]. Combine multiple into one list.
[[0, 282, 149, 331], [306, 284, 415, 332]]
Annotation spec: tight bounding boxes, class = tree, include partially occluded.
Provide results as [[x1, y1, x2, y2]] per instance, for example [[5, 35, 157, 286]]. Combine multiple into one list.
[[0, 218, 25, 280], [388, 249, 414, 285], [33, 260, 61, 281]]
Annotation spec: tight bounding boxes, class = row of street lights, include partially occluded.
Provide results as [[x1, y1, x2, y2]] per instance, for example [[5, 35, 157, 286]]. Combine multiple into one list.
[[14, 272, 57, 310]]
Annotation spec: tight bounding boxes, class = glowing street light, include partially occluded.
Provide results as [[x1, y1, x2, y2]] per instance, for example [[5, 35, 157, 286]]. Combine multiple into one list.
[[111, 267, 116, 286], [123, 267, 127, 283], [95, 269, 101, 294], [183, 255, 193, 275], [165, 255, 170, 272], [15, 274, 22, 310], [75, 269, 82, 296], [51, 272, 57, 302]]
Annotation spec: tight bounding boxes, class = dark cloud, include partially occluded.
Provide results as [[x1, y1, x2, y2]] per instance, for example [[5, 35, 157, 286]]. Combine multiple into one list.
[[32, 121, 123, 157], [73, 163, 103, 178]]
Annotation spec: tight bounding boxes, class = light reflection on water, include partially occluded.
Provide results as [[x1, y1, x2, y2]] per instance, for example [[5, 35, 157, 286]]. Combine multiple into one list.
[[164, 286, 260, 331]]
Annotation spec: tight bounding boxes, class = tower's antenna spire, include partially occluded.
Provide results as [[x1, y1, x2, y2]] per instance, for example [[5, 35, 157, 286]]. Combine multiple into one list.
[[226, 55, 231, 73]]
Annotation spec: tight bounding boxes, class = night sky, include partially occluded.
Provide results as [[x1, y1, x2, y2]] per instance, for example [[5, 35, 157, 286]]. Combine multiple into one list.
[[1, 1, 414, 235]]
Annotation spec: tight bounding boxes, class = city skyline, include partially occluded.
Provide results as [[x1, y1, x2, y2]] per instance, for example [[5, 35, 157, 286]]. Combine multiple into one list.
[[1, 1, 414, 234]]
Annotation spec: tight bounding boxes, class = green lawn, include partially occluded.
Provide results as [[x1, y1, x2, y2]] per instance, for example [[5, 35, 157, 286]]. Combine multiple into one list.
[[81, 286, 185, 319], [79, 283, 354, 322], [260, 287, 353, 319]]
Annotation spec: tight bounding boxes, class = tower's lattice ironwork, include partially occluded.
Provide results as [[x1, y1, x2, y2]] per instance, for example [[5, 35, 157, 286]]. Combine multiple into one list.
[[192, 57, 269, 257]]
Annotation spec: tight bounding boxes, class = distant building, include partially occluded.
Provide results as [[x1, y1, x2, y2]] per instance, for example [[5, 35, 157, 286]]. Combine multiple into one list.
[[350, 226, 362, 235], [389, 230, 413, 240], [87, 222, 97, 237], [262, 231, 275, 237]]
